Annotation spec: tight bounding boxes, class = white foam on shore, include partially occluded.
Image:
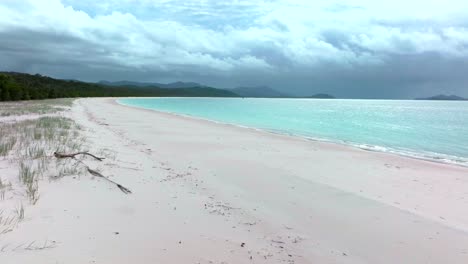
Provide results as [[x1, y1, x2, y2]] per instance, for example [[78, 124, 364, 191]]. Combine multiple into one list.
[[117, 99, 468, 168]]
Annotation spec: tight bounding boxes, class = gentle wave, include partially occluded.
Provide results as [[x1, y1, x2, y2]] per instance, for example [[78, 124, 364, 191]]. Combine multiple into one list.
[[117, 98, 468, 167], [352, 144, 468, 167], [267, 128, 468, 167]]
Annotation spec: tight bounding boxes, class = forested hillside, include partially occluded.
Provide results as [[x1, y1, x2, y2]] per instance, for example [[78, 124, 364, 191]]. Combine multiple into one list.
[[0, 72, 238, 101]]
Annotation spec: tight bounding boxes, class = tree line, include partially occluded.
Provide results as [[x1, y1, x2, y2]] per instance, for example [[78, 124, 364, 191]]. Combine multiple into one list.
[[0, 72, 238, 102]]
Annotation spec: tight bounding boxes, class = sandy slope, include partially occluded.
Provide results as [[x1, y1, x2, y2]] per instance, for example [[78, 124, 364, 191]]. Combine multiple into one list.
[[2, 97, 468, 264]]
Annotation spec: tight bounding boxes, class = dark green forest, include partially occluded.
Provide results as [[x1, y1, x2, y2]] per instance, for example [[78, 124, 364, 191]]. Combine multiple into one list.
[[0, 72, 238, 101]]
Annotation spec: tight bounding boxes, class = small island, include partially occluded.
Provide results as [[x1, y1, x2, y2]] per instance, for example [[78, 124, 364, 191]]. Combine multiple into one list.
[[416, 94, 467, 101], [304, 93, 335, 99]]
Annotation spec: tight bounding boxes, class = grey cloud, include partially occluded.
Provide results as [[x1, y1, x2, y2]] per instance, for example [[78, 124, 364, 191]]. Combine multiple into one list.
[[1, 0, 468, 99], [272, 53, 468, 99], [267, 20, 289, 32], [64, 0, 274, 28], [319, 30, 369, 54], [0, 28, 114, 67]]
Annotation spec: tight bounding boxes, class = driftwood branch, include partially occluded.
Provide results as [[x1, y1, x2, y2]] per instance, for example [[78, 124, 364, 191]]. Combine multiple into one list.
[[53, 151, 131, 194], [86, 167, 132, 194], [53, 151, 104, 161]]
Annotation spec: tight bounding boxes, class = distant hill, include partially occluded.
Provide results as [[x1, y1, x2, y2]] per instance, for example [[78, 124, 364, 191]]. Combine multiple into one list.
[[230, 86, 336, 99], [304, 93, 335, 99], [99, 80, 202, 89], [0, 72, 238, 102], [416, 94, 466, 101], [100, 81, 336, 99], [231, 86, 290, 98]]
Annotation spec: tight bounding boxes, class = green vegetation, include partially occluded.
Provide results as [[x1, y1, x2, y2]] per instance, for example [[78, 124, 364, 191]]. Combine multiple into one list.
[[0, 137, 16, 156], [0, 98, 73, 116], [0, 72, 238, 102], [0, 111, 87, 205], [0, 100, 108, 237], [19, 161, 40, 204]]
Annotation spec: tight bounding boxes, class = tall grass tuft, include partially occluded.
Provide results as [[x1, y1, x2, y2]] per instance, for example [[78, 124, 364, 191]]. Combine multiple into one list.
[[15, 204, 25, 221], [0, 98, 96, 233], [0, 99, 100, 206], [0, 137, 16, 156], [19, 161, 40, 204], [0, 98, 74, 117]]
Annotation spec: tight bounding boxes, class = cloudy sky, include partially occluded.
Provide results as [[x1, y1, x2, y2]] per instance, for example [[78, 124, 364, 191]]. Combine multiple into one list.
[[1, 0, 468, 98]]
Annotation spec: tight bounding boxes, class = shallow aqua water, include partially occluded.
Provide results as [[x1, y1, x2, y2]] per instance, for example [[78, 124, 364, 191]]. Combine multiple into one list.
[[118, 98, 468, 166]]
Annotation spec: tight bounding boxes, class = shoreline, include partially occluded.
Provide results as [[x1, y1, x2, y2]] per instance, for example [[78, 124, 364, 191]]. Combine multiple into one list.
[[111, 97, 468, 228], [2, 97, 468, 264], [116, 97, 468, 169]]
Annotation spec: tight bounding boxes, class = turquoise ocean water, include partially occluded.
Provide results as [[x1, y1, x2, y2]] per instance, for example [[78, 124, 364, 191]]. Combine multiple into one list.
[[118, 98, 468, 166]]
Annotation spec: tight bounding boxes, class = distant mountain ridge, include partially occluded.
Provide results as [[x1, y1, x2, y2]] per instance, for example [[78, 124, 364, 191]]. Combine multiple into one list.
[[305, 93, 335, 99], [101, 82, 293, 98], [98, 80, 338, 99], [416, 94, 466, 101], [99, 80, 202, 89], [230, 86, 336, 99], [0, 72, 238, 102], [230, 86, 290, 98]]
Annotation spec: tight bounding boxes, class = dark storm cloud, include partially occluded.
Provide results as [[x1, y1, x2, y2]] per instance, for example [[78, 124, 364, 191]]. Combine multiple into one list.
[[0, 28, 111, 66], [1, 0, 468, 98], [264, 53, 468, 99]]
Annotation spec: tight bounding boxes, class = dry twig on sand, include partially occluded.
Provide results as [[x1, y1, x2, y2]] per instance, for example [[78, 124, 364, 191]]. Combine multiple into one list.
[[53, 151, 104, 161], [53, 151, 132, 194], [86, 167, 132, 194]]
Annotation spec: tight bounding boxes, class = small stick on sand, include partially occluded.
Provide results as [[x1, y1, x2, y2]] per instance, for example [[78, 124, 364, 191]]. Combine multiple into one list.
[[53, 152, 131, 194], [53, 151, 105, 161], [86, 167, 132, 194]]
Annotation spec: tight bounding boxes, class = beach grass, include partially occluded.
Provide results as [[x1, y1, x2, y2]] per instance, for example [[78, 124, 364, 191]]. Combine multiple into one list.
[[0, 203, 24, 235], [0, 177, 11, 202], [0, 98, 74, 117], [15, 204, 25, 221], [0, 99, 90, 217], [0, 98, 123, 240], [19, 161, 39, 204], [0, 99, 94, 236]]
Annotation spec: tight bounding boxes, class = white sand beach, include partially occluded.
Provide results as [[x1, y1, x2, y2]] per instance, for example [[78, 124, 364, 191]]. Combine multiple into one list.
[[1, 98, 468, 264]]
